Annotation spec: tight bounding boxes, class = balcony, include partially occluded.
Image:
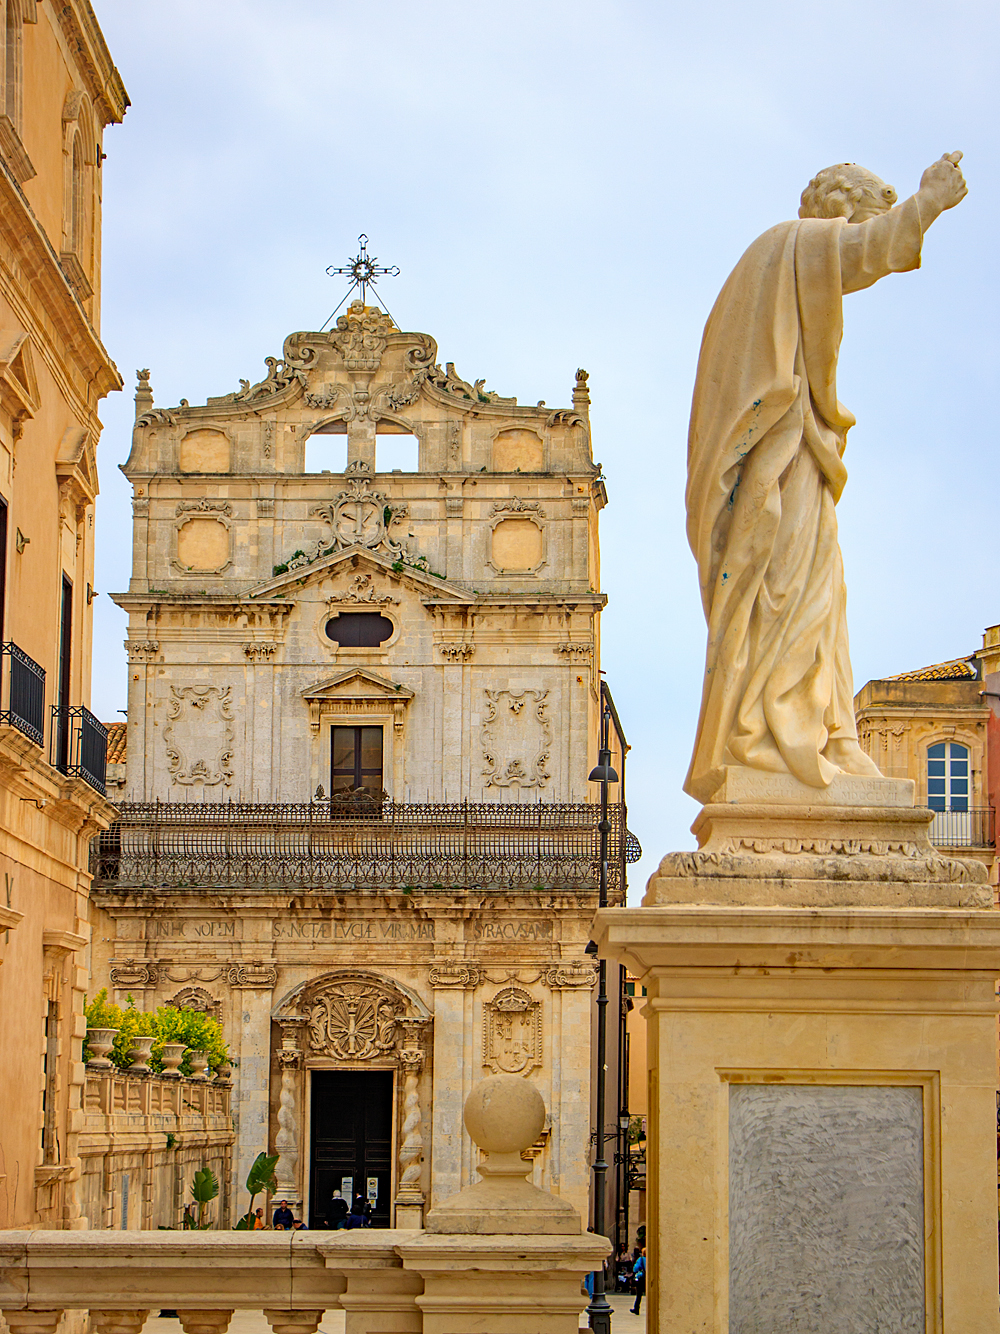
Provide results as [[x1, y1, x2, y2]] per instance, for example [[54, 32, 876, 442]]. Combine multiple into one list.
[[51, 704, 109, 796], [0, 641, 45, 746], [928, 806, 996, 849], [92, 800, 635, 896]]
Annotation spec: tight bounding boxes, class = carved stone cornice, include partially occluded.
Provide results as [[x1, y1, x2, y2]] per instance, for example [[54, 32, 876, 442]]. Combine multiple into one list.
[[438, 643, 474, 661], [51, 1, 130, 126], [0, 160, 121, 399], [125, 640, 159, 662], [227, 962, 277, 989], [109, 960, 158, 989], [176, 497, 233, 517], [428, 962, 482, 989], [243, 642, 278, 661], [544, 962, 599, 990]]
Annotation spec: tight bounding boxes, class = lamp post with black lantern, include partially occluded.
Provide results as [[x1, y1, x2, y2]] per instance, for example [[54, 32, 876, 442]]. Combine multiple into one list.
[[586, 699, 618, 1334]]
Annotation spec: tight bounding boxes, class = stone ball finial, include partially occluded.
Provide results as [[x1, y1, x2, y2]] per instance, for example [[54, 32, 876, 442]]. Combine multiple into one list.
[[463, 1074, 545, 1157]]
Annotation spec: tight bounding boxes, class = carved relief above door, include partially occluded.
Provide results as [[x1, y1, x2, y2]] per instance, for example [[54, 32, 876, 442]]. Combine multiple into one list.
[[274, 970, 432, 1063]]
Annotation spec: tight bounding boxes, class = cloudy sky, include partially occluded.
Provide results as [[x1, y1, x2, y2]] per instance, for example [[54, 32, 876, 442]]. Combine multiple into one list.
[[91, 0, 999, 899]]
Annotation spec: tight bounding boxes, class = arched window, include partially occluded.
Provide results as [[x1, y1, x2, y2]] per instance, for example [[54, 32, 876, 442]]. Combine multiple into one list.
[[927, 741, 969, 812]]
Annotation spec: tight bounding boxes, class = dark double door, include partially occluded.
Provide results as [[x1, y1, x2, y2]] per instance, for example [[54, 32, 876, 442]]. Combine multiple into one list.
[[309, 1069, 394, 1229]]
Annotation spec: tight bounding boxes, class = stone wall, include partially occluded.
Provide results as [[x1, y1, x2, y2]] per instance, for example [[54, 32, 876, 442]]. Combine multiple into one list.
[[78, 1070, 234, 1230]]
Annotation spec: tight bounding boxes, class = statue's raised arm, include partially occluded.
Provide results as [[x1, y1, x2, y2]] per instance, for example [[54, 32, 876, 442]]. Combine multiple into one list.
[[684, 154, 968, 804]]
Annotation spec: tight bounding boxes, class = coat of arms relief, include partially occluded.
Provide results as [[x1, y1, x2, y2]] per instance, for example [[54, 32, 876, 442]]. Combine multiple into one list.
[[306, 980, 402, 1061], [482, 984, 542, 1075]]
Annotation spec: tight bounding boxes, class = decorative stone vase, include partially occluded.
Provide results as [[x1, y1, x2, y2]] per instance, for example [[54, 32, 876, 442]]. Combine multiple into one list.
[[86, 1027, 118, 1071], [213, 1060, 233, 1084], [188, 1049, 210, 1082], [160, 1042, 187, 1079], [127, 1034, 155, 1075]]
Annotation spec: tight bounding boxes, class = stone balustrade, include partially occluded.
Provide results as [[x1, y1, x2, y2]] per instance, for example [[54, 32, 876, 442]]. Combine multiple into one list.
[[1, 1075, 608, 1334], [0, 1221, 605, 1334], [79, 1070, 234, 1230]]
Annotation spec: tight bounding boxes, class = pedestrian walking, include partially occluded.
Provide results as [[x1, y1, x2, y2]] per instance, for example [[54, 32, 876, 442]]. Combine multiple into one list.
[[327, 1190, 349, 1230], [630, 1249, 646, 1315]]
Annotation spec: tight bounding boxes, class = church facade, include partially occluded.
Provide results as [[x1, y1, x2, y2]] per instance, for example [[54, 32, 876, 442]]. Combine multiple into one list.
[[90, 302, 630, 1224]]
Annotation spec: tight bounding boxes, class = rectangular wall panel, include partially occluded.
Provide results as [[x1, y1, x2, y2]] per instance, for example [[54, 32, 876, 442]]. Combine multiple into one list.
[[728, 1083, 924, 1332]]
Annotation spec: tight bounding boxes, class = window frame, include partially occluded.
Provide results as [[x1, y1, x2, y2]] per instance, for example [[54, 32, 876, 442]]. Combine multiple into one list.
[[330, 724, 384, 800], [926, 740, 971, 812]]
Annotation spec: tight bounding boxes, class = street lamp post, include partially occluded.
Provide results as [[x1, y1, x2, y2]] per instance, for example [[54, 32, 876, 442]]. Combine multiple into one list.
[[587, 700, 618, 1334]]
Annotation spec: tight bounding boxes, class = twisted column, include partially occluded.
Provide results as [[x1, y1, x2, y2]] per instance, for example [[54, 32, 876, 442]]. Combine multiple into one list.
[[394, 1017, 430, 1225], [273, 1018, 305, 1203]]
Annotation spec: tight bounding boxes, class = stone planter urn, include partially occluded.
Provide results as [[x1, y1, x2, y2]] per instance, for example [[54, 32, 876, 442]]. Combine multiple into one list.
[[188, 1049, 210, 1082], [160, 1042, 187, 1079], [86, 1027, 118, 1071], [127, 1034, 155, 1075], [213, 1060, 233, 1084]]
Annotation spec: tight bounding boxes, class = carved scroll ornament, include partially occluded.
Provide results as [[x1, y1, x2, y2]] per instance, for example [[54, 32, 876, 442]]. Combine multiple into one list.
[[482, 688, 552, 790], [164, 685, 235, 787]]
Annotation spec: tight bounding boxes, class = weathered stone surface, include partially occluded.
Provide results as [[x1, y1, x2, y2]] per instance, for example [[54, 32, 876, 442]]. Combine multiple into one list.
[[729, 1084, 924, 1332]]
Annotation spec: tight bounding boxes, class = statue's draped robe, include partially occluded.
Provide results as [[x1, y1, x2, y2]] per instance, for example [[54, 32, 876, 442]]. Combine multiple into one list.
[[685, 199, 925, 802]]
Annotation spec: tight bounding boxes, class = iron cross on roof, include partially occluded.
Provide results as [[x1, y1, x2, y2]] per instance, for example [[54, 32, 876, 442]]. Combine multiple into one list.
[[322, 235, 400, 330]]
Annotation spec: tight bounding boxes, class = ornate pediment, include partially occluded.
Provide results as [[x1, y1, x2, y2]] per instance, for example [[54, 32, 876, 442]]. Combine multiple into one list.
[[301, 668, 415, 734], [249, 546, 473, 604]]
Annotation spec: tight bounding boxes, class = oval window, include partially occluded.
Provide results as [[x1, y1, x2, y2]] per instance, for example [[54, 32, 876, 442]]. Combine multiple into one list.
[[325, 613, 394, 647]]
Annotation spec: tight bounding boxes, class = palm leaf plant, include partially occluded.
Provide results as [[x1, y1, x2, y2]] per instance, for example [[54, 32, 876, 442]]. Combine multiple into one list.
[[234, 1152, 279, 1230]]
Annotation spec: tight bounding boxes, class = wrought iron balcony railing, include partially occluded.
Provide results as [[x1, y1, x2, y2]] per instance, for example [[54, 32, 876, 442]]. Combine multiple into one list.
[[928, 806, 996, 849], [50, 704, 109, 796], [92, 799, 636, 895], [0, 641, 45, 746]]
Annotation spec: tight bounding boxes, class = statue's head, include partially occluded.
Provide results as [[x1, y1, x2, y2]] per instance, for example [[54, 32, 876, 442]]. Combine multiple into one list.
[[799, 164, 898, 223]]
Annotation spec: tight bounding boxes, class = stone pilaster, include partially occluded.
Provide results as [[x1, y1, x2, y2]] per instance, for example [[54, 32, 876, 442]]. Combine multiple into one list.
[[228, 963, 277, 1220]]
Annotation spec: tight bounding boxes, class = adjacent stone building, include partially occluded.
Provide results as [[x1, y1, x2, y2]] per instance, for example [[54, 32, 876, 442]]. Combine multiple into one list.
[[0, 1, 127, 1228], [90, 302, 631, 1225], [855, 635, 998, 885]]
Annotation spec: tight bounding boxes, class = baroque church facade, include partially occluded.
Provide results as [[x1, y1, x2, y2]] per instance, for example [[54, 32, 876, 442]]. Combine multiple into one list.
[[90, 302, 630, 1224]]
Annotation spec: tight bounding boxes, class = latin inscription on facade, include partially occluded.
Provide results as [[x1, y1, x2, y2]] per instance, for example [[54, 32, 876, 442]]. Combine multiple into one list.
[[148, 919, 242, 939], [728, 1084, 924, 1332], [473, 921, 553, 941], [272, 920, 435, 941]]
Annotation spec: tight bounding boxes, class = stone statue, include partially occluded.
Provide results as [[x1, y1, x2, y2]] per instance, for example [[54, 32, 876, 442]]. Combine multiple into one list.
[[685, 153, 968, 803]]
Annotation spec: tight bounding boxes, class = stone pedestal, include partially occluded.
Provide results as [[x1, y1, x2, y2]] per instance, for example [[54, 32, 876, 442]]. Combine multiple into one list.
[[594, 771, 1000, 1334]]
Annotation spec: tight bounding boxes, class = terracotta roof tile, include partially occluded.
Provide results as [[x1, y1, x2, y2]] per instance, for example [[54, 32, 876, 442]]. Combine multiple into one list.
[[883, 656, 978, 683], [105, 721, 127, 763]]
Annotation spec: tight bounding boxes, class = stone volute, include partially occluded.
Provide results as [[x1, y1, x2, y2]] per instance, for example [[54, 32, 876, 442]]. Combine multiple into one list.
[[425, 1074, 579, 1235]]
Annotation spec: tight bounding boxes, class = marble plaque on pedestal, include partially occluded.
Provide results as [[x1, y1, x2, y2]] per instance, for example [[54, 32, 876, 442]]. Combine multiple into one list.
[[728, 1083, 924, 1332]]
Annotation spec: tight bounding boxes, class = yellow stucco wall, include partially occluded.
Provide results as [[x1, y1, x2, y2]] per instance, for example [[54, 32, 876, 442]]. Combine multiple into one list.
[[0, 0, 126, 1228]]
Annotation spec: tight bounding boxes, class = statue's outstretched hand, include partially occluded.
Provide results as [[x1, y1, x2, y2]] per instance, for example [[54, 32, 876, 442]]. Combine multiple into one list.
[[919, 151, 968, 213]]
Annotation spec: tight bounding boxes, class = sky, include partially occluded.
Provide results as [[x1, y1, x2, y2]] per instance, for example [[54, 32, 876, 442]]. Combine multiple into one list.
[[91, 0, 999, 901]]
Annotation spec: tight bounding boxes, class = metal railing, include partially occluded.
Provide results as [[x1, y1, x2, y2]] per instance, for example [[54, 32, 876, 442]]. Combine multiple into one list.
[[92, 799, 632, 894], [51, 705, 108, 796], [0, 641, 45, 746], [928, 806, 996, 849]]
